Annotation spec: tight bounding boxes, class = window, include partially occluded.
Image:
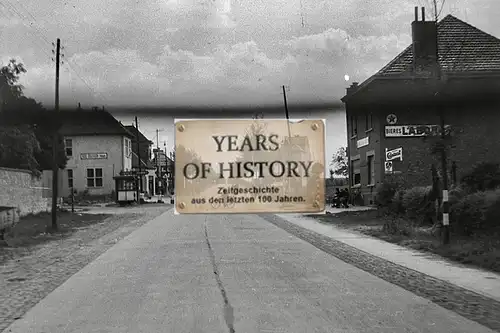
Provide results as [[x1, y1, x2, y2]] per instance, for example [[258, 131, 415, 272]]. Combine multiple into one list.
[[64, 138, 73, 157], [86, 168, 103, 188], [67, 169, 74, 188], [365, 113, 373, 131], [125, 138, 132, 157], [351, 158, 361, 186], [351, 116, 358, 136], [350, 115, 358, 137], [367, 155, 375, 185]]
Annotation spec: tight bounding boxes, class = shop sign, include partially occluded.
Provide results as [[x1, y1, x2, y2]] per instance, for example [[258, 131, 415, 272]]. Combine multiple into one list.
[[385, 125, 444, 137], [80, 152, 108, 160]]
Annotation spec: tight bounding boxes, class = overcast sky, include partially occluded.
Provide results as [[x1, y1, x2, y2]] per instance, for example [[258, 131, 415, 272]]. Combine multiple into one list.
[[1, 0, 497, 165], [1, 0, 497, 108]]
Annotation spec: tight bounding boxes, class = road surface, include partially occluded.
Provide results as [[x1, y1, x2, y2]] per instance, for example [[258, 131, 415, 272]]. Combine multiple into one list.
[[4, 210, 496, 333]]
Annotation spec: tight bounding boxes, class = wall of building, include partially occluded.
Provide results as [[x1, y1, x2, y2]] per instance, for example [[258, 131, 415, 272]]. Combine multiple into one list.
[[379, 105, 441, 188], [0, 167, 52, 216], [347, 101, 500, 205], [62, 135, 131, 197], [447, 102, 500, 180], [346, 105, 385, 205], [379, 102, 500, 187]]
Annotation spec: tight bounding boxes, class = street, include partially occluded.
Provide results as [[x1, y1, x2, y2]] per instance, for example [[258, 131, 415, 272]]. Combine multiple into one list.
[[4, 210, 497, 333]]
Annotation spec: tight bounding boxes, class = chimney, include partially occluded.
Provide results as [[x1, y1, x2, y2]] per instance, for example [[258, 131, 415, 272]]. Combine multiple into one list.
[[411, 6, 438, 75], [346, 82, 359, 96]]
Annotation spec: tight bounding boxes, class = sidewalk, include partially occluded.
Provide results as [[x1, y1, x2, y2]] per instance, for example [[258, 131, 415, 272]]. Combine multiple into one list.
[[277, 211, 500, 302]]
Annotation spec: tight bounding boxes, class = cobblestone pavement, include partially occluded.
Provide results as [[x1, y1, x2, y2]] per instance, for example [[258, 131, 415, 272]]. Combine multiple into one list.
[[260, 214, 500, 332], [0, 205, 172, 332]]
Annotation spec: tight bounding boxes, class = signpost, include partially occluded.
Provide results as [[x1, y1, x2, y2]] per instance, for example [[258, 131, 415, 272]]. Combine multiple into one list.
[[174, 119, 326, 214]]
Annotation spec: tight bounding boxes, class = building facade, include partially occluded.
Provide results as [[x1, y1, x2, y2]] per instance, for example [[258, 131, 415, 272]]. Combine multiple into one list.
[[124, 125, 157, 197], [152, 149, 174, 195], [342, 10, 500, 205], [59, 109, 134, 198]]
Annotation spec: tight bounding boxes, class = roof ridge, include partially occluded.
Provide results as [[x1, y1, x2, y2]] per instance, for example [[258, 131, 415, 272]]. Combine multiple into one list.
[[374, 14, 500, 77], [440, 14, 500, 42]]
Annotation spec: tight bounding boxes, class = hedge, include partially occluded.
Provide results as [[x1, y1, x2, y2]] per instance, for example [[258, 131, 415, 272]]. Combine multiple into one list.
[[450, 188, 500, 236]]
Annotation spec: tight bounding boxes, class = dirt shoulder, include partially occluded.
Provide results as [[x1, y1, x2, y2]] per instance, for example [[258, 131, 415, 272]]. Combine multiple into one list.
[[0, 204, 172, 332], [307, 209, 500, 274]]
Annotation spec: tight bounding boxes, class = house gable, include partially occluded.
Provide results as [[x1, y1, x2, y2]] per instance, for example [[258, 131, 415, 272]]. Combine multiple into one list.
[[342, 14, 500, 104]]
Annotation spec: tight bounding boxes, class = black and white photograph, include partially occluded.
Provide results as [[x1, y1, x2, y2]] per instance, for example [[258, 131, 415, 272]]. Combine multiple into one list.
[[0, 0, 499, 331]]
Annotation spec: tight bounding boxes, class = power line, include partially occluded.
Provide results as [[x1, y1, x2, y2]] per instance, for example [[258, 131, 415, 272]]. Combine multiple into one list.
[[0, 2, 53, 60], [1, 0, 108, 105]]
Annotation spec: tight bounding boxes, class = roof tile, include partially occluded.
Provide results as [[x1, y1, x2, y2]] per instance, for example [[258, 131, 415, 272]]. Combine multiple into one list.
[[378, 15, 500, 76], [59, 109, 132, 137]]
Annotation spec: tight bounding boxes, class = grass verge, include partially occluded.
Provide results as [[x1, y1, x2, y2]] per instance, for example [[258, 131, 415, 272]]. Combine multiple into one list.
[[0, 211, 111, 262], [308, 210, 500, 274]]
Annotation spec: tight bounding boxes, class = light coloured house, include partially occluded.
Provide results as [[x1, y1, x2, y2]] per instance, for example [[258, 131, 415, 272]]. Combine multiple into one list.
[[59, 108, 134, 198]]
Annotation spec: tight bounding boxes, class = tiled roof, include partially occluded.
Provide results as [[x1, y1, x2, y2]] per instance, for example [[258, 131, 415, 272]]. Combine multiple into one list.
[[124, 125, 154, 144], [59, 109, 133, 137], [131, 151, 155, 169], [378, 15, 500, 76]]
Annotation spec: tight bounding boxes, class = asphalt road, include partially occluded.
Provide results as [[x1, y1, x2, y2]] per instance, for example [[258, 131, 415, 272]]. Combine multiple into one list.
[[4, 210, 496, 333]]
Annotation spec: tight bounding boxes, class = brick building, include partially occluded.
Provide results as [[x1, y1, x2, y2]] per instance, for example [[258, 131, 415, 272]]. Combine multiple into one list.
[[341, 9, 500, 205]]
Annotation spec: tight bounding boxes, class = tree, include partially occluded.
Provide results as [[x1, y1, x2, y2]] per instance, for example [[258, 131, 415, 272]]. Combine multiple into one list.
[[0, 125, 40, 173], [0, 59, 67, 172], [331, 147, 348, 177], [0, 59, 26, 105]]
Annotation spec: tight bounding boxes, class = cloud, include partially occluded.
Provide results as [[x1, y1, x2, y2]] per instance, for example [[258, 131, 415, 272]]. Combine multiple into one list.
[[17, 26, 412, 108], [287, 28, 412, 77]]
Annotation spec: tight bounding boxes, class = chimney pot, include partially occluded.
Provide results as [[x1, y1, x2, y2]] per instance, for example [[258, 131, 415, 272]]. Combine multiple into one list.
[[421, 7, 425, 21], [352, 82, 359, 87], [414, 6, 418, 21]]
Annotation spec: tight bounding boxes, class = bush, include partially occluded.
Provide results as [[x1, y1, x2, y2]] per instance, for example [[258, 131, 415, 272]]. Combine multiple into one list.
[[391, 189, 406, 214], [461, 162, 500, 193], [402, 186, 434, 225], [450, 189, 500, 236], [375, 177, 404, 208], [449, 184, 467, 206]]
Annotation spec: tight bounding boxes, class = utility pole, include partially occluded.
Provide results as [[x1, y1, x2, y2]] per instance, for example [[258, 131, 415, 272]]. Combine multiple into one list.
[[135, 117, 142, 204], [156, 129, 162, 196], [282, 85, 291, 138], [431, 3, 450, 244], [50, 38, 61, 232]]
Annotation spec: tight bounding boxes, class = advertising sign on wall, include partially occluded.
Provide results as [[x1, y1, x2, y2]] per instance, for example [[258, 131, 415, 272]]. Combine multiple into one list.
[[385, 147, 403, 161], [174, 119, 326, 214], [384, 125, 447, 137], [80, 152, 108, 160]]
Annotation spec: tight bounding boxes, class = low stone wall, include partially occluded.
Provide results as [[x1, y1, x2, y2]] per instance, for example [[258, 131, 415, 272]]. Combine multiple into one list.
[[0, 167, 52, 216]]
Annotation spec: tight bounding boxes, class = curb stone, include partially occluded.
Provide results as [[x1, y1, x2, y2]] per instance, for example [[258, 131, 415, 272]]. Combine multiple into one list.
[[260, 214, 500, 332]]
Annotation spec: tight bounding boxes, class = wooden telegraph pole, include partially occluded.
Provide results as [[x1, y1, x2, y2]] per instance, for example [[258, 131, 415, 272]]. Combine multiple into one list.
[[282, 85, 291, 138], [135, 117, 142, 204], [50, 38, 61, 231], [430, 3, 450, 244]]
